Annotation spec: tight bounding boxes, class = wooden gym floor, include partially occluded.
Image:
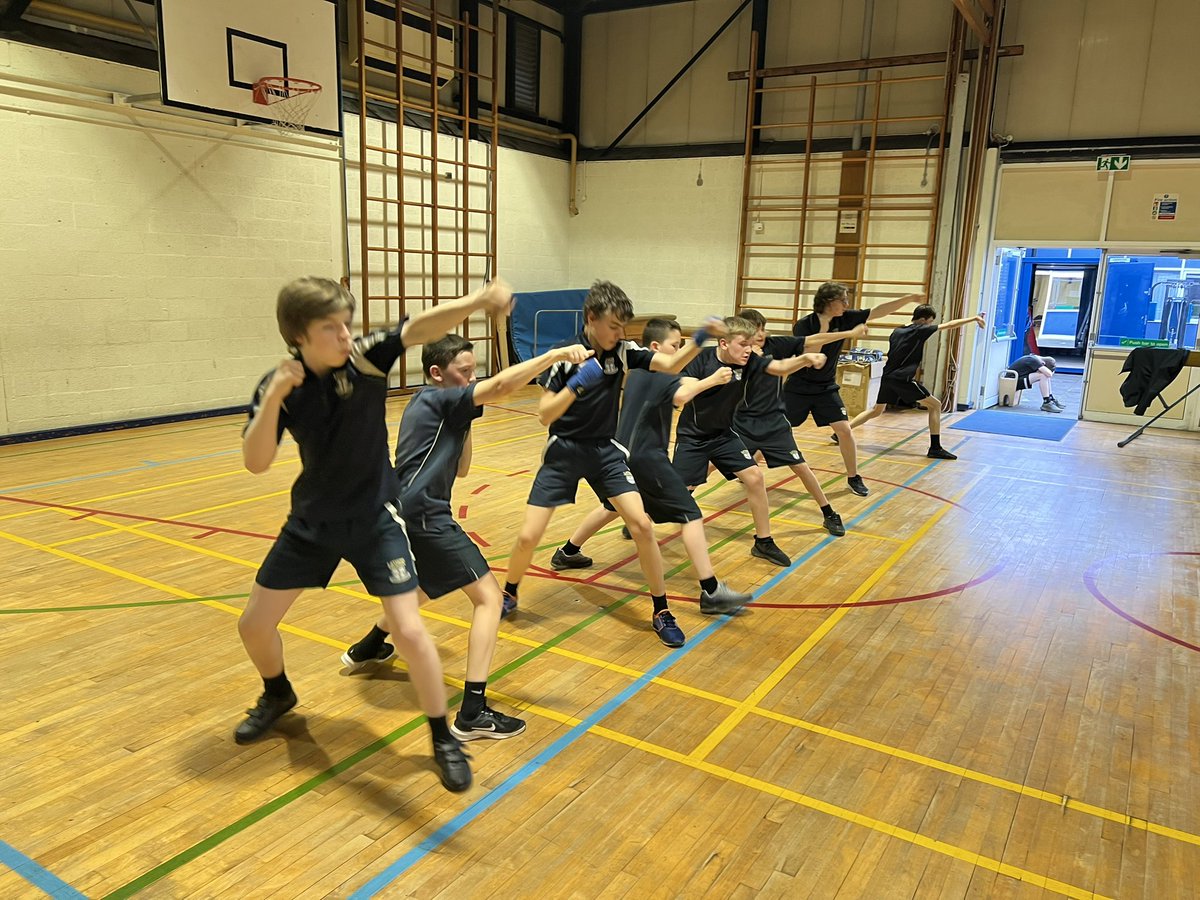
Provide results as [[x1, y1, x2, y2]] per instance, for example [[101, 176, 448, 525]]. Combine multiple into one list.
[[1, 389, 1198, 899]]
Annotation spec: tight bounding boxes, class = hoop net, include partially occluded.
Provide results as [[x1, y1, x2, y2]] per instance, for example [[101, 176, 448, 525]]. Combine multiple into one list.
[[251, 77, 323, 130]]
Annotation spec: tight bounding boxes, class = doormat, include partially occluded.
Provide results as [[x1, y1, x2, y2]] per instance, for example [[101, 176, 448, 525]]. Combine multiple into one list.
[[950, 409, 1076, 442]]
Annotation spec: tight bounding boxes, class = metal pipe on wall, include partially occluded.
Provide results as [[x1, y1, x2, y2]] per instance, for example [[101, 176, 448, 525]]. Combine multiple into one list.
[[850, 0, 875, 152]]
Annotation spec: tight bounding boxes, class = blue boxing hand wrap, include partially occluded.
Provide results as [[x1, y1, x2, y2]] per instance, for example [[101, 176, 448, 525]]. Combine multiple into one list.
[[566, 357, 605, 394]]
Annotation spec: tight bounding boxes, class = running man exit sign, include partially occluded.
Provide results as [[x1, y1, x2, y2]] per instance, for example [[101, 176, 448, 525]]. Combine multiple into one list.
[[1096, 154, 1131, 171]]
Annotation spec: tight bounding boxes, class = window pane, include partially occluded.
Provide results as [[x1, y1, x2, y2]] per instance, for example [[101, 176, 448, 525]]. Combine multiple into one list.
[[1098, 255, 1200, 348]]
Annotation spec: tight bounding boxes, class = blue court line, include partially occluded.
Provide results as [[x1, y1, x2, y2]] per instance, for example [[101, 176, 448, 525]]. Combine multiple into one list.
[[351, 447, 964, 897], [0, 840, 87, 899], [0, 448, 245, 495]]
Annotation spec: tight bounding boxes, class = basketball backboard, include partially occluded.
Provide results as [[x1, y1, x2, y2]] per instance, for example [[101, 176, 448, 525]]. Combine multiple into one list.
[[156, 0, 342, 136]]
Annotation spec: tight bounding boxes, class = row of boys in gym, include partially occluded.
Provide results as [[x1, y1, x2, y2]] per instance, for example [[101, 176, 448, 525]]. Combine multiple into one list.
[[234, 276, 983, 791]]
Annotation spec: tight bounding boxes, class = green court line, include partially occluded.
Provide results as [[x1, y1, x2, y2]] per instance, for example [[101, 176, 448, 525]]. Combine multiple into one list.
[[0, 593, 249, 615], [102, 426, 931, 897], [0, 580, 365, 617]]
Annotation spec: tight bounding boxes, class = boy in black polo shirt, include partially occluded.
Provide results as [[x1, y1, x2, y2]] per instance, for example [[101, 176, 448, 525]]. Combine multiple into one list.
[[674, 316, 826, 567], [845, 305, 986, 457], [237, 275, 513, 793], [499, 281, 726, 649], [552, 318, 753, 615], [735, 308, 846, 537], [786, 281, 923, 497], [342, 333, 593, 740]]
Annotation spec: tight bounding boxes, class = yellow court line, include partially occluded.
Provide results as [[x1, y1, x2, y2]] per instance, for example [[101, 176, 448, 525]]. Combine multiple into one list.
[[9, 508, 1200, 856], [693, 505, 902, 542], [473, 432, 544, 452], [688, 473, 984, 762], [43, 488, 294, 549], [588, 725, 1106, 900], [470, 464, 535, 479], [0, 527, 341, 650]]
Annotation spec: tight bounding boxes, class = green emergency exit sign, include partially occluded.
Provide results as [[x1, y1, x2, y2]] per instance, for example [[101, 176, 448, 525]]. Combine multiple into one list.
[[1119, 337, 1170, 348], [1096, 154, 1131, 172]]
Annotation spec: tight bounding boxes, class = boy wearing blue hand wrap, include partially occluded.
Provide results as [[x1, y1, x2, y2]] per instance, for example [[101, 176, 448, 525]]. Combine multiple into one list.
[[499, 281, 724, 648]]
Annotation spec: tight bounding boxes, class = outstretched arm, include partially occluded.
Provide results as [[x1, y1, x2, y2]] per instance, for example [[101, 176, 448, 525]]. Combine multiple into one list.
[[650, 316, 728, 373], [803, 323, 867, 352], [400, 277, 514, 347], [866, 292, 925, 322], [937, 313, 986, 333], [766, 352, 827, 377], [472, 343, 595, 408]]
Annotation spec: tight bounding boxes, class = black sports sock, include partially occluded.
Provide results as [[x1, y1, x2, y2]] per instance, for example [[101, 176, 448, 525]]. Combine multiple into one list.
[[652, 594, 669, 615], [504, 582, 520, 598], [263, 671, 292, 698], [820, 504, 834, 517], [754, 535, 774, 545], [930, 434, 943, 451], [562, 540, 582, 556], [428, 715, 454, 744], [461, 681, 487, 719], [699, 576, 719, 594]]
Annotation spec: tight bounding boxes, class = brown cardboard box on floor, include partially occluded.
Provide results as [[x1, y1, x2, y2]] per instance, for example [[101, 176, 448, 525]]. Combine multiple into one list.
[[836, 360, 884, 417]]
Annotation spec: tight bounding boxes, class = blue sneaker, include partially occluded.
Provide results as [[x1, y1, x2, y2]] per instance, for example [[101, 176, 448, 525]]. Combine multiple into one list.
[[652, 609, 685, 648], [501, 591, 518, 619]]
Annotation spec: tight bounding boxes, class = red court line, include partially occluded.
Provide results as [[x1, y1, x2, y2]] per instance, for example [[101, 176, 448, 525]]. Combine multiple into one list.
[[458, 505, 469, 519], [0, 494, 277, 540], [581, 474, 799, 585], [810, 468, 969, 510], [1084, 552, 1200, 653], [747, 563, 1004, 609], [489, 565, 693, 602], [508, 469, 530, 477], [487, 404, 538, 417], [467, 531, 490, 548], [471, 484, 490, 495]]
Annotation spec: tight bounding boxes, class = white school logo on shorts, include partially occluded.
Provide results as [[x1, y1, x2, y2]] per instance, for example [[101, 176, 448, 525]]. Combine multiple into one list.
[[790, 450, 800, 460], [624, 470, 635, 483], [741, 449, 751, 459], [387, 557, 411, 583]]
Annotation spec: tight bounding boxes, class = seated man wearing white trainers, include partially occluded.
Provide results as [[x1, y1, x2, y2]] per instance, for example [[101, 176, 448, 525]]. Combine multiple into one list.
[[550, 318, 753, 617], [343, 333, 593, 742], [1010, 353, 1064, 412]]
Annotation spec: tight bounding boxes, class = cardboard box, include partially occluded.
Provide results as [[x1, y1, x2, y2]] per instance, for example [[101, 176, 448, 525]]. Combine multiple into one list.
[[836, 360, 884, 417]]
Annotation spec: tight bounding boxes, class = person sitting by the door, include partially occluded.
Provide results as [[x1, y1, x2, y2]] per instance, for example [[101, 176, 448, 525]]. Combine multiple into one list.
[[1011, 354, 1062, 412]]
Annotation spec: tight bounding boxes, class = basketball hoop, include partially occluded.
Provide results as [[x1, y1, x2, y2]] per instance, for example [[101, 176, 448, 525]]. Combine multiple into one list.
[[251, 76, 323, 130]]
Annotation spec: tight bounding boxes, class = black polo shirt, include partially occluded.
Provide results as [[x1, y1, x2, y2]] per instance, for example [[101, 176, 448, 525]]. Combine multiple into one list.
[[246, 322, 408, 522], [616, 368, 681, 457], [883, 322, 938, 381], [737, 335, 804, 421], [786, 308, 871, 393], [395, 383, 484, 517], [1010, 354, 1043, 379], [538, 330, 656, 440], [677, 347, 768, 441]]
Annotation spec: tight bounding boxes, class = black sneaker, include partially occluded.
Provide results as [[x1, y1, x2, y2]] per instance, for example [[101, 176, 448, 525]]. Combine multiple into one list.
[[340, 641, 396, 674], [699, 581, 751, 615], [823, 511, 846, 536], [830, 432, 840, 444], [432, 738, 473, 792], [751, 538, 791, 567], [846, 475, 869, 497], [451, 705, 527, 741], [501, 591, 517, 619], [652, 609, 686, 648], [621, 526, 631, 540], [1040, 400, 1061, 413], [927, 447, 958, 460], [551, 547, 593, 570], [1049, 396, 1066, 411], [234, 689, 297, 744]]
